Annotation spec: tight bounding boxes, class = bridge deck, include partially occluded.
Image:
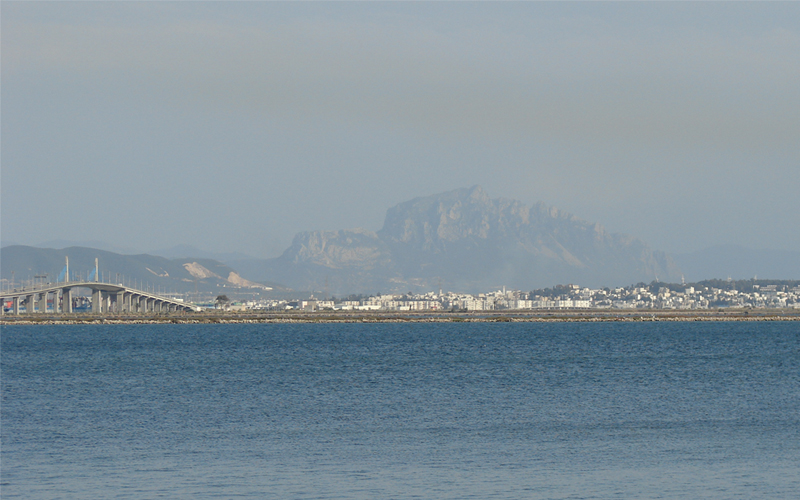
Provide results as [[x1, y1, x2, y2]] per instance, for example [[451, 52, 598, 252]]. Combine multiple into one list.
[[1, 281, 198, 313]]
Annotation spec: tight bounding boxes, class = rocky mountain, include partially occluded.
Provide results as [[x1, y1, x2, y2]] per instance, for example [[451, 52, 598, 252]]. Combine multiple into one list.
[[2, 187, 685, 296], [254, 186, 682, 294]]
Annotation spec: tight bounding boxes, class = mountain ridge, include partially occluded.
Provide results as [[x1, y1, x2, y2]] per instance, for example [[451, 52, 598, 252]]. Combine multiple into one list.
[[0, 245, 271, 295], [256, 186, 682, 293], [5, 188, 797, 295]]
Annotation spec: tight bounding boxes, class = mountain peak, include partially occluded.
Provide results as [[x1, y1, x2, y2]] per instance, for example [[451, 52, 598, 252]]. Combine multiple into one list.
[[466, 184, 488, 200], [263, 187, 681, 293]]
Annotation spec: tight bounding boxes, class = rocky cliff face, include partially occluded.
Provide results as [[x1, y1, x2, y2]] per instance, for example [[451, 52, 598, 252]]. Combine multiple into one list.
[[282, 229, 389, 269], [262, 186, 682, 293]]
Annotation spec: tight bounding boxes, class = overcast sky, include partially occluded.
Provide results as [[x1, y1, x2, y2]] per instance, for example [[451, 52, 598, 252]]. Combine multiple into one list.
[[2, 2, 798, 257]]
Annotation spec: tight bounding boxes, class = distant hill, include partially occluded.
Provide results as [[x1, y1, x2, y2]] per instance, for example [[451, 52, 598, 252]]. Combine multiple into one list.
[[0, 246, 271, 296], [245, 186, 682, 294], [673, 245, 800, 281], [34, 239, 142, 255], [11, 192, 794, 298], [148, 244, 257, 263]]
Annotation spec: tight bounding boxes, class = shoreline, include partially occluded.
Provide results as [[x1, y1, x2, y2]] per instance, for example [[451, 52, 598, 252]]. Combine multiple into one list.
[[2, 309, 799, 325]]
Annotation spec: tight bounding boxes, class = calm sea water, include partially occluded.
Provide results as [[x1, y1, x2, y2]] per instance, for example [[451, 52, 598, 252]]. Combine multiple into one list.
[[2, 322, 798, 499]]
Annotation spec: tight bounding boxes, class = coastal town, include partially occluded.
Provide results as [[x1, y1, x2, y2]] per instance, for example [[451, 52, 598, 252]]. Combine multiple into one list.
[[222, 280, 800, 312], [4, 269, 799, 316]]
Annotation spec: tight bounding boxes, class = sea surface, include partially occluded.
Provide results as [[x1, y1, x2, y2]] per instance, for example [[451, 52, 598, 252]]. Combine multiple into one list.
[[2, 322, 799, 499]]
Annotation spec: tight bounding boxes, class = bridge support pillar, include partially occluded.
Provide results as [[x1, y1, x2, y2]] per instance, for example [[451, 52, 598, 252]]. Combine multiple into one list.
[[26, 294, 36, 313], [63, 288, 72, 313], [139, 296, 148, 313], [92, 289, 102, 314], [51, 290, 59, 313], [116, 291, 125, 313], [13, 297, 20, 315]]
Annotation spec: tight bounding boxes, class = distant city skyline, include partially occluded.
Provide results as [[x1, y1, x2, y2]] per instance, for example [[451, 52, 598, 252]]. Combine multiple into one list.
[[2, 2, 798, 257]]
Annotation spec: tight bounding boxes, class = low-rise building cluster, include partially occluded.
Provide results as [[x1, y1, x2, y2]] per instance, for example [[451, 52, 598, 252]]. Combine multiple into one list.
[[221, 282, 800, 312]]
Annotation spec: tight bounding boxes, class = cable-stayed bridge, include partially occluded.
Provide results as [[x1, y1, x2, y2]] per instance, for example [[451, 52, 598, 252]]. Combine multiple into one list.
[[1, 257, 198, 314], [1, 280, 198, 314]]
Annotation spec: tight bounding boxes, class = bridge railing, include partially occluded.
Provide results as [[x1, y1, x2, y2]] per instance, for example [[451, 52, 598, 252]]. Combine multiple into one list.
[[2, 278, 105, 294], [1, 278, 186, 303]]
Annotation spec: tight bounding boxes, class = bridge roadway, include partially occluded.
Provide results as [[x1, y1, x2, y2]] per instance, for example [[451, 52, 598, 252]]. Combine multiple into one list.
[[1, 280, 199, 314]]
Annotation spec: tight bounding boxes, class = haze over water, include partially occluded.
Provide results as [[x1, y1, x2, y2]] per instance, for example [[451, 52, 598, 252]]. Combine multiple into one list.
[[2, 322, 798, 499]]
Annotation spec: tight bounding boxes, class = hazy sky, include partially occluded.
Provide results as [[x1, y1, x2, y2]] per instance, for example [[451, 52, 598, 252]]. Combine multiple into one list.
[[2, 2, 798, 257]]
